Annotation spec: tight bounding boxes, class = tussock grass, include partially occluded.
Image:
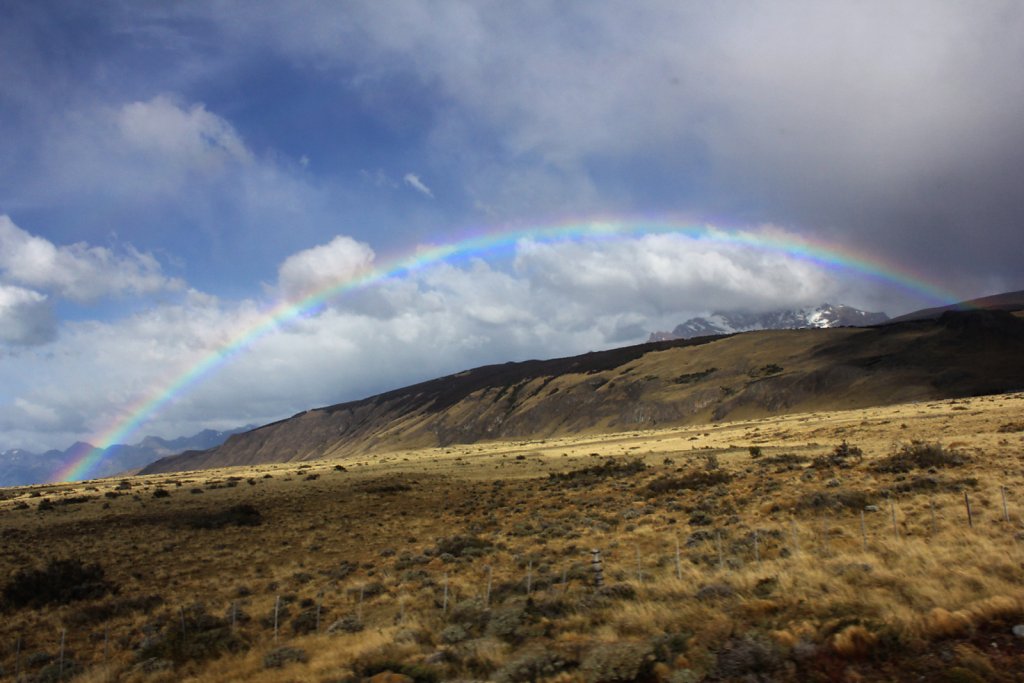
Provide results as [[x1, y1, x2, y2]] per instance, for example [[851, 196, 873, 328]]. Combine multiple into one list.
[[1, 393, 1023, 680]]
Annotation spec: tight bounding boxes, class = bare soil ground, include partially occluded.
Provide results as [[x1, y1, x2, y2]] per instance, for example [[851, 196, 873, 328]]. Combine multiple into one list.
[[2, 392, 1023, 682]]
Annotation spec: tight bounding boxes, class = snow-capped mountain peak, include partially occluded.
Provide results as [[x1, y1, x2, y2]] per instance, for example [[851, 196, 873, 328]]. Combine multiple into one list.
[[649, 303, 889, 341]]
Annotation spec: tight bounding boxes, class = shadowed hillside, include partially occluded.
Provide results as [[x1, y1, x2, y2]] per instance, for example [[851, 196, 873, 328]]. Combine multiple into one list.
[[141, 310, 1024, 475]]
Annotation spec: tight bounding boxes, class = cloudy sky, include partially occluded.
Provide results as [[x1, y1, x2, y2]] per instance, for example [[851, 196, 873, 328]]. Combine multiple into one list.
[[1, 1, 1022, 454]]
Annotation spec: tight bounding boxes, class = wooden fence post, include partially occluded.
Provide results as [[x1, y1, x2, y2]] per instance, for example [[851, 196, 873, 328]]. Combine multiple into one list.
[[890, 498, 899, 539], [591, 549, 604, 588], [58, 628, 65, 679], [964, 491, 973, 528], [316, 592, 323, 632], [674, 536, 682, 580], [860, 509, 867, 551], [273, 595, 281, 642]]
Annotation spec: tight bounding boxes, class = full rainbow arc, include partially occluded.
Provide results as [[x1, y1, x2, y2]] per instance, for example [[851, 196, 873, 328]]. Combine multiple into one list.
[[53, 219, 962, 482]]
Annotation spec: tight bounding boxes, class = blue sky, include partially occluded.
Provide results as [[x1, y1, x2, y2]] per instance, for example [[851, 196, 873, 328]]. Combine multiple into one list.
[[1, 1, 1022, 453]]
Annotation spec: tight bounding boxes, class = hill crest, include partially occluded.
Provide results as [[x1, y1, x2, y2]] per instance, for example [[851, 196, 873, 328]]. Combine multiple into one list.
[[140, 309, 1024, 475]]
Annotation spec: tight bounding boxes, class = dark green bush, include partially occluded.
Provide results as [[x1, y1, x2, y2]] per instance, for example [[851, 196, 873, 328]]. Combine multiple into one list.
[[646, 470, 732, 496], [813, 441, 864, 469], [871, 441, 967, 473], [139, 603, 248, 664], [3, 558, 115, 609], [186, 504, 262, 529], [262, 646, 307, 669], [549, 459, 646, 487]]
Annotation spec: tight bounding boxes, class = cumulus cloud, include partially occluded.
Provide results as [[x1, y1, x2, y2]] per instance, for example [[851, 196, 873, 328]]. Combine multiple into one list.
[[0, 284, 55, 345], [276, 235, 376, 300], [403, 172, 434, 198], [514, 231, 836, 315], [0, 226, 847, 451], [118, 95, 252, 168], [0, 215, 182, 301]]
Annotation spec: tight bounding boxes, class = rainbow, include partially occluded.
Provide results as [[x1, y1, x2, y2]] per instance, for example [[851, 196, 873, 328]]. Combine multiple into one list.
[[53, 218, 962, 482]]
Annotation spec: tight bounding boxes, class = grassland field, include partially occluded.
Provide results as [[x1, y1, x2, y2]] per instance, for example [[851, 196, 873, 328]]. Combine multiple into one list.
[[1, 392, 1024, 682]]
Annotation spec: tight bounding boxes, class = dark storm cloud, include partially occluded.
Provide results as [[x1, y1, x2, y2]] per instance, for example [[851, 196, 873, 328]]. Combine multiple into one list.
[[186, 0, 1024, 295]]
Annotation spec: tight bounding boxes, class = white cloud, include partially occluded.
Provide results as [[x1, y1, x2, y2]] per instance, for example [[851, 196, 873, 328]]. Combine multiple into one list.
[[276, 235, 376, 300], [118, 95, 251, 168], [0, 225, 879, 452], [403, 172, 434, 198], [0, 284, 55, 345], [0, 215, 182, 302]]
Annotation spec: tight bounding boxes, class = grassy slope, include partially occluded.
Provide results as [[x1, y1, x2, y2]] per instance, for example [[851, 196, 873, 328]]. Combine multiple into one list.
[[142, 310, 1024, 475], [2, 392, 1023, 681]]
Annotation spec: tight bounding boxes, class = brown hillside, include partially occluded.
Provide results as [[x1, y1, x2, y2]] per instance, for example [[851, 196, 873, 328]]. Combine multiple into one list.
[[890, 288, 1024, 322], [140, 310, 1024, 475]]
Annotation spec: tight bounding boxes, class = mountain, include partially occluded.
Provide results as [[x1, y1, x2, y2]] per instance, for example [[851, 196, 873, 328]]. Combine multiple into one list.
[[648, 303, 889, 341], [889, 289, 1024, 322], [140, 307, 1024, 476], [0, 426, 254, 486]]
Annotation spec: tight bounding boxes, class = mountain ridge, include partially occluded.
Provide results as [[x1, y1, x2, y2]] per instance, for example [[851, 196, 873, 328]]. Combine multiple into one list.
[[648, 303, 889, 341], [140, 308, 1024, 476], [0, 426, 255, 486]]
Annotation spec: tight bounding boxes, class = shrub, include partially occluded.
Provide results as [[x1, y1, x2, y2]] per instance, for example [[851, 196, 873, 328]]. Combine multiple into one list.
[[812, 441, 864, 469], [3, 558, 115, 609], [327, 614, 364, 634], [67, 594, 163, 626], [673, 367, 717, 384], [871, 441, 967, 473], [186, 504, 262, 529], [494, 647, 578, 682], [140, 603, 248, 664], [350, 649, 441, 683], [758, 453, 808, 469], [797, 489, 872, 511], [434, 535, 493, 557], [263, 646, 308, 669], [579, 642, 657, 683], [715, 637, 783, 678], [360, 480, 413, 494], [291, 607, 325, 635], [646, 470, 732, 496], [549, 459, 646, 487]]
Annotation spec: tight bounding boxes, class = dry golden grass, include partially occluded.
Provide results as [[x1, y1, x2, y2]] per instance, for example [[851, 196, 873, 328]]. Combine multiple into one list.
[[0, 392, 1023, 681]]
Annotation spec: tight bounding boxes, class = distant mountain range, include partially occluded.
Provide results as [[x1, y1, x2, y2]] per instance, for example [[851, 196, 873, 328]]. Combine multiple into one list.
[[0, 426, 254, 486], [648, 303, 889, 341]]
